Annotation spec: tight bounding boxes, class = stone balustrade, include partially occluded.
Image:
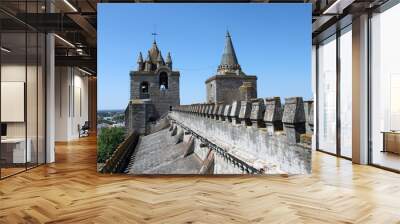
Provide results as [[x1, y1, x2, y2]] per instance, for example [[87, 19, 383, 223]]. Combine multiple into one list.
[[171, 96, 313, 174], [101, 131, 140, 173]]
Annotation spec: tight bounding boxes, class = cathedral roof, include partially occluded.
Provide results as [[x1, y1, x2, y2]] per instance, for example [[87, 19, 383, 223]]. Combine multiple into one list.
[[217, 31, 242, 75], [137, 40, 173, 71]]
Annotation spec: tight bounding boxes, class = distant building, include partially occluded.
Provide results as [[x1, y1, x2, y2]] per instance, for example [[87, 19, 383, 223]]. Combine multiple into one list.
[[112, 123, 125, 128], [206, 31, 257, 104], [97, 123, 111, 132], [125, 40, 180, 134]]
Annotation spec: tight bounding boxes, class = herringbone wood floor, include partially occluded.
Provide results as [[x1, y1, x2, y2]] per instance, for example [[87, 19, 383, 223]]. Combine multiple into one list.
[[1, 136, 400, 224]]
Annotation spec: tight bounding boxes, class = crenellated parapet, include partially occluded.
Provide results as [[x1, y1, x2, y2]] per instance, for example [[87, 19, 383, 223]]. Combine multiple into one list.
[[250, 98, 266, 128], [304, 100, 314, 134], [223, 104, 232, 122], [173, 97, 313, 143], [238, 100, 252, 126], [264, 97, 283, 134], [282, 97, 306, 143], [230, 101, 241, 125], [171, 96, 313, 174]]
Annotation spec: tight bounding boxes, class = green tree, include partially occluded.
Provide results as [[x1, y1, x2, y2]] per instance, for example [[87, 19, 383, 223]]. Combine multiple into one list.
[[97, 127, 126, 163], [113, 113, 125, 123]]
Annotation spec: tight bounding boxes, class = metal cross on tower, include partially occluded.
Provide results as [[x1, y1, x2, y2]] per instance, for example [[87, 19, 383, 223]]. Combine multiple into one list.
[[151, 32, 158, 42], [152, 24, 160, 42], [152, 24, 159, 42]]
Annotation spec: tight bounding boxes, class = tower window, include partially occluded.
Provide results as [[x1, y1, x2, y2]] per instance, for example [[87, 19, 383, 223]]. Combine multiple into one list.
[[140, 81, 149, 93], [159, 72, 168, 90]]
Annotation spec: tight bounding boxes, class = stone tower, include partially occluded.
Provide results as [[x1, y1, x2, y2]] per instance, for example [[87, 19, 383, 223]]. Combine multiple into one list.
[[126, 40, 180, 134], [206, 31, 257, 104]]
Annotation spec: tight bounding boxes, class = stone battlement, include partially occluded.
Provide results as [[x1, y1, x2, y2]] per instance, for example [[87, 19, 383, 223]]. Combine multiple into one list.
[[169, 97, 313, 174]]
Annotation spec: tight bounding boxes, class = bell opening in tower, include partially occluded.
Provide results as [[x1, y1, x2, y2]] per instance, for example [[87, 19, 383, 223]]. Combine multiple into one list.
[[159, 72, 168, 90]]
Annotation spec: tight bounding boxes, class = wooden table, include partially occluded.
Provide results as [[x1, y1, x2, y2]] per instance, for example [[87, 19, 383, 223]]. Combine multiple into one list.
[[1, 138, 31, 164], [382, 131, 400, 154]]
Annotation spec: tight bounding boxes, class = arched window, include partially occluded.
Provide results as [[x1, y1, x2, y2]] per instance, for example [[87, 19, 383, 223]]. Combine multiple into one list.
[[159, 72, 168, 90], [140, 81, 149, 93]]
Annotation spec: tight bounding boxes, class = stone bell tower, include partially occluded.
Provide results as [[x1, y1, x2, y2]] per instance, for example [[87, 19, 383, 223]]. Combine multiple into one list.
[[126, 40, 180, 134]]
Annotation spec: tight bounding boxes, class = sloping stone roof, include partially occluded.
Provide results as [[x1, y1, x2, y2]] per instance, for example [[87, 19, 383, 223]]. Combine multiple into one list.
[[125, 128, 202, 174]]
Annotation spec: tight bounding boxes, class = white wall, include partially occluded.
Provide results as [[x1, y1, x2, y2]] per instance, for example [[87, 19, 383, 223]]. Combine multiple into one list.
[[1, 63, 46, 164], [1, 65, 39, 137], [1, 65, 26, 139], [55, 67, 89, 141]]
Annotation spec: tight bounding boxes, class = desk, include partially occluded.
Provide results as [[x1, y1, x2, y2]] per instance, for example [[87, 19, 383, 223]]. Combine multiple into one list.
[[1, 138, 31, 163], [382, 131, 400, 154]]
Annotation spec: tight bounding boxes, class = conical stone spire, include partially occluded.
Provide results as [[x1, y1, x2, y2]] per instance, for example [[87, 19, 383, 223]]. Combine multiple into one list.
[[166, 52, 172, 63], [156, 51, 165, 68], [156, 51, 164, 63], [145, 51, 152, 71], [137, 52, 143, 63], [146, 51, 151, 62], [149, 40, 160, 63], [217, 31, 241, 74], [166, 52, 172, 69], [137, 52, 144, 71]]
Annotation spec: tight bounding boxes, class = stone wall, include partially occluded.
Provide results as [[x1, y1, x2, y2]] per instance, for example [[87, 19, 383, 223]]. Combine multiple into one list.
[[205, 74, 257, 104], [172, 124, 259, 174], [125, 99, 154, 134], [170, 97, 313, 174]]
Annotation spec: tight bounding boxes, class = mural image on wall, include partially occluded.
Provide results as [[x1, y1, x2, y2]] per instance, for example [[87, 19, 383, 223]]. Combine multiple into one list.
[[97, 3, 313, 175]]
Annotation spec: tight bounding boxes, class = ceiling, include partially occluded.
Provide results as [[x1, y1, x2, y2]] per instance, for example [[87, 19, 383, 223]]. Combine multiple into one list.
[[1, 0, 394, 75], [1, 0, 98, 75]]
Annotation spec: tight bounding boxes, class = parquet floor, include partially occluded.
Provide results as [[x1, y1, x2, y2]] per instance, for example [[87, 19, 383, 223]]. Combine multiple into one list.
[[1, 136, 400, 223]]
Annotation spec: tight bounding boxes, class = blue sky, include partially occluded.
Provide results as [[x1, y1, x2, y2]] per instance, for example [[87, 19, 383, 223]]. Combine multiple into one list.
[[98, 3, 311, 110]]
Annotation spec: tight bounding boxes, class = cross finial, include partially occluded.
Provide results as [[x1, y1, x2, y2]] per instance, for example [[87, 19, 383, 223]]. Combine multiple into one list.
[[152, 24, 158, 43], [151, 32, 158, 43]]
